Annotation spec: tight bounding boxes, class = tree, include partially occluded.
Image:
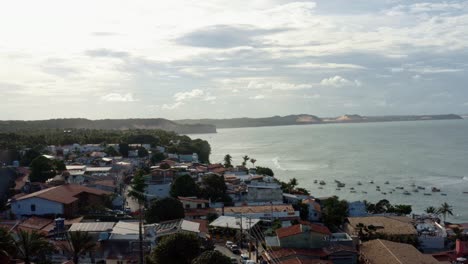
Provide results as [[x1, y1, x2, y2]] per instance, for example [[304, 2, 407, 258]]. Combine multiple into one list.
[[438, 202, 453, 222], [200, 174, 228, 202], [118, 143, 129, 157], [250, 158, 257, 167], [160, 162, 171, 169], [255, 166, 274, 176], [390, 204, 412, 215], [192, 250, 231, 264], [0, 227, 15, 257], [146, 197, 185, 223], [293, 202, 309, 221], [321, 196, 348, 230], [103, 146, 119, 157], [288, 178, 298, 192], [223, 154, 232, 168], [170, 175, 199, 197], [29, 155, 56, 182], [150, 233, 200, 264], [20, 147, 42, 166], [62, 231, 96, 264], [241, 155, 250, 167], [14, 230, 54, 264], [137, 146, 149, 158], [425, 206, 437, 214], [151, 152, 166, 164]]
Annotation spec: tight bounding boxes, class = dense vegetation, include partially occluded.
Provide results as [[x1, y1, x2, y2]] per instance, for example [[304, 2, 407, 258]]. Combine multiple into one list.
[[0, 129, 211, 163]]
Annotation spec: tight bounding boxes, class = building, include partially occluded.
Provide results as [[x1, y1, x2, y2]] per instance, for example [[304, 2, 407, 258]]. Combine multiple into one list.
[[347, 201, 367, 217], [344, 216, 417, 242], [272, 223, 331, 249], [302, 198, 322, 222], [262, 248, 330, 264], [155, 218, 205, 239], [246, 182, 283, 204], [360, 239, 440, 264], [11, 184, 111, 218], [217, 204, 300, 222]]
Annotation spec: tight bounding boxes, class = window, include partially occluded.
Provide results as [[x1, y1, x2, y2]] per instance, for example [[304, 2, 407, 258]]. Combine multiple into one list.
[[31, 204, 36, 212]]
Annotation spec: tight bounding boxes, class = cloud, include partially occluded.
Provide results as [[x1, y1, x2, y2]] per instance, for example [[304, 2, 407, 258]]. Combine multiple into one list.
[[85, 49, 129, 58], [286, 63, 366, 70], [249, 95, 265, 100], [320, 76, 361, 87], [101, 93, 137, 102], [91, 32, 119, 37], [162, 102, 184, 110], [174, 89, 204, 101], [175, 24, 288, 48]]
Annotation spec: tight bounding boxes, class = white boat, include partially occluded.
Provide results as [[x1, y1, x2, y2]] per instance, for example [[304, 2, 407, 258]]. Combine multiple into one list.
[[369, 180, 374, 184], [403, 191, 411, 195], [432, 187, 441, 192], [384, 181, 390, 184], [357, 181, 362, 186]]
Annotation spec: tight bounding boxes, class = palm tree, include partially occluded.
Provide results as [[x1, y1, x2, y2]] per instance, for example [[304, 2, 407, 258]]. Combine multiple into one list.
[[250, 158, 257, 168], [62, 231, 96, 264], [425, 206, 437, 214], [288, 178, 298, 193], [241, 155, 250, 167], [438, 202, 453, 222], [14, 230, 53, 264], [223, 154, 232, 168], [0, 227, 15, 257]]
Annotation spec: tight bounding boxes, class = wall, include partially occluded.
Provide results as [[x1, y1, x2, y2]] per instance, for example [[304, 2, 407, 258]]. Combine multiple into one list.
[[246, 186, 283, 203], [12, 197, 63, 217], [279, 230, 328, 249], [146, 183, 171, 200]]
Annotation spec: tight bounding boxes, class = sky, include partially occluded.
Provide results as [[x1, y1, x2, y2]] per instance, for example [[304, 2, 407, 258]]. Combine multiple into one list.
[[1, 0, 468, 120]]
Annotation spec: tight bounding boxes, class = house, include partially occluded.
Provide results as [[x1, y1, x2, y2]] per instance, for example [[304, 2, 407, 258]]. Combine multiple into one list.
[[154, 218, 205, 239], [360, 239, 440, 264], [217, 204, 300, 222], [209, 215, 261, 231], [347, 201, 367, 217], [144, 170, 175, 200], [86, 179, 117, 192], [262, 248, 330, 264], [178, 196, 210, 209], [432, 239, 468, 262], [246, 182, 283, 205], [415, 215, 447, 250], [344, 216, 417, 242], [179, 153, 199, 163], [302, 198, 322, 222], [273, 223, 331, 249], [11, 184, 111, 218]]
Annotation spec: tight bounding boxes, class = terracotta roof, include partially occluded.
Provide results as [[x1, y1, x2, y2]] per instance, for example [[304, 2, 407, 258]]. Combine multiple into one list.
[[178, 196, 209, 203], [266, 248, 328, 260], [92, 180, 116, 188], [360, 239, 440, 264], [184, 208, 216, 217], [15, 184, 110, 204], [298, 221, 331, 234], [347, 216, 417, 236], [276, 223, 331, 239]]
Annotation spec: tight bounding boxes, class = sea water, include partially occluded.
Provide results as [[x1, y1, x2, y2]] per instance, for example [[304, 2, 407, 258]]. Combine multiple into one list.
[[191, 119, 468, 222]]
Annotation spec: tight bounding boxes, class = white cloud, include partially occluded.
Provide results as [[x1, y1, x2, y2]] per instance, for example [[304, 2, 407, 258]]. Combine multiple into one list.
[[100, 93, 137, 102], [320, 76, 361, 87], [162, 102, 184, 110], [174, 89, 204, 101], [286, 63, 366, 70], [249, 95, 265, 100]]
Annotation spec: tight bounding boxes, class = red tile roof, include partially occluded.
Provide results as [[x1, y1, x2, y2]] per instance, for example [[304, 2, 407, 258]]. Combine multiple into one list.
[[276, 223, 331, 239], [178, 196, 209, 203], [267, 248, 328, 260], [16, 184, 110, 204]]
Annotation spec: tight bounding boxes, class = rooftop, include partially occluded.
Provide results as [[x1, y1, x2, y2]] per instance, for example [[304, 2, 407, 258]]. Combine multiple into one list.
[[360, 239, 439, 264], [347, 216, 417, 236], [16, 184, 111, 204], [217, 204, 296, 215], [276, 223, 331, 239]]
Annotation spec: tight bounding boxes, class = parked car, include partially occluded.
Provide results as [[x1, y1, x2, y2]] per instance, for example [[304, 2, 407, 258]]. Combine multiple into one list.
[[226, 241, 234, 248], [240, 254, 249, 263], [230, 257, 239, 264], [230, 245, 240, 254]]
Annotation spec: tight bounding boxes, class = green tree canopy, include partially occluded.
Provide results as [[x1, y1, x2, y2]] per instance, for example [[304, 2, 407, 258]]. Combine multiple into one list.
[[0, 227, 15, 257], [150, 233, 200, 264], [14, 230, 54, 264], [103, 146, 119, 157], [61, 231, 96, 264], [146, 197, 185, 223], [438, 202, 453, 221], [151, 152, 166, 164], [223, 154, 232, 168], [170, 175, 199, 198], [200, 174, 228, 202], [191, 250, 231, 264], [29, 155, 56, 182], [255, 166, 274, 176], [322, 196, 349, 230], [128, 170, 148, 205]]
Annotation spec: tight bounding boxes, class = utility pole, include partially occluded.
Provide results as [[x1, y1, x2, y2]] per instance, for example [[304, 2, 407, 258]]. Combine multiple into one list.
[[138, 202, 144, 264], [247, 217, 252, 259]]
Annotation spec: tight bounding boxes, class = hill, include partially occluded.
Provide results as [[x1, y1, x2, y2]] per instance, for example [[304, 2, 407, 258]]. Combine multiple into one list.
[[0, 118, 216, 134]]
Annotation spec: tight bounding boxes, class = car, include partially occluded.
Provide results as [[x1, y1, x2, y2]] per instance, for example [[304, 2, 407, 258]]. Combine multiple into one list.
[[245, 261, 256, 264], [226, 241, 234, 248], [230, 257, 239, 264], [230, 245, 240, 254], [240, 254, 249, 263]]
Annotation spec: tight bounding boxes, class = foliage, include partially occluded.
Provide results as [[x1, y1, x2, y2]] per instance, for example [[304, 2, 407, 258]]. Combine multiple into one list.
[[14, 230, 54, 264], [146, 197, 185, 223], [241, 155, 250, 167], [151, 152, 166, 164], [438, 202, 454, 221], [103, 146, 119, 157], [118, 143, 129, 157], [170, 175, 199, 197], [29, 156, 57, 182], [366, 199, 412, 215], [61, 231, 96, 264], [0, 227, 15, 257], [159, 163, 171, 169], [150, 233, 201, 264], [322, 196, 348, 229], [191, 250, 231, 264], [137, 147, 149, 158], [128, 170, 147, 204], [20, 147, 42, 166], [255, 166, 274, 176], [200, 174, 228, 203], [293, 202, 309, 221], [425, 206, 437, 214], [223, 154, 232, 168]]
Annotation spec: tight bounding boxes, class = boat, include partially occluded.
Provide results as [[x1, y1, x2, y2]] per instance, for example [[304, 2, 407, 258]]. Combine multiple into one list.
[[403, 191, 411, 195], [336, 188, 341, 191], [417, 186, 425, 190], [318, 186, 323, 189], [369, 180, 374, 184], [432, 187, 441, 192], [350, 187, 355, 190], [357, 181, 362, 186], [362, 191, 367, 194], [384, 181, 389, 184], [334, 180, 340, 183], [313, 180, 318, 184], [411, 183, 416, 187], [413, 189, 419, 193], [464, 191, 468, 194], [350, 190, 356, 193], [441, 193, 447, 196], [337, 183, 345, 188], [319, 181, 326, 185], [381, 192, 387, 195], [424, 193, 432, 196], [389, 191, 393, 194], [396, 186, 404, 190]]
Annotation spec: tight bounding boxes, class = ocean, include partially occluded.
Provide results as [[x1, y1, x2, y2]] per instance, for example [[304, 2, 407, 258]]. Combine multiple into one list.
[[190, 119, 468, 222]]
